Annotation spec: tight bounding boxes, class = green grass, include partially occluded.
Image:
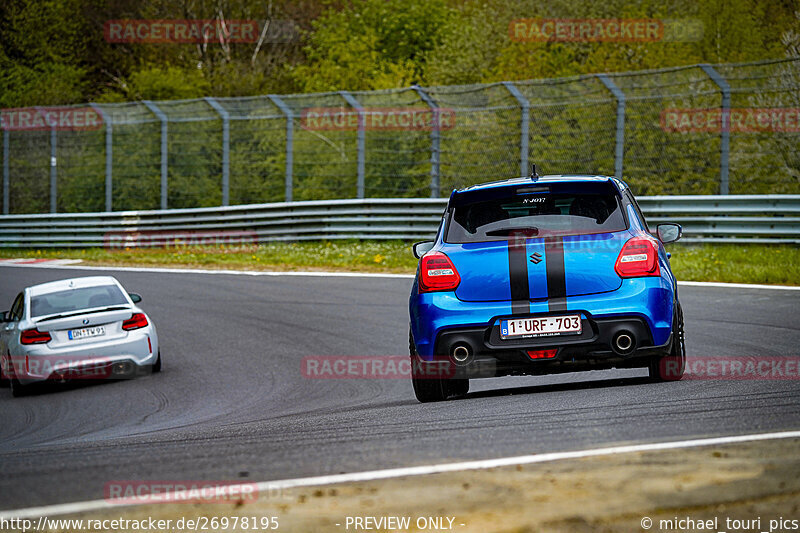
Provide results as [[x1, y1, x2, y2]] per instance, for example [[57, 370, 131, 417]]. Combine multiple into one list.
[[0, 241, 798, 285], [667, 243, 800, 286], [0, 241, 420, 274]]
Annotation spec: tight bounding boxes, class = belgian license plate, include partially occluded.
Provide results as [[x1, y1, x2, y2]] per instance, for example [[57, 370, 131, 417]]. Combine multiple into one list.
[[68, 326, 105, 340], [501, 315, 582, 339]]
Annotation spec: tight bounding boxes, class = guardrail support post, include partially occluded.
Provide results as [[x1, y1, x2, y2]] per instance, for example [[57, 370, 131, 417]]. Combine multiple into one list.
[[269, 95, 294, 202], [143, 100, 169, 209], [502, 82, 530, 177], [204, 97, 231, 206], [413, 85, 440, 198], [90, 104, 113, 212], [596, 74, 626, 180], [2, 130, 8, 214], [50, 126, 57, 212], [339, 91, 366, 199], [35, 107, 58, 213], [699, 64, 731, 195]]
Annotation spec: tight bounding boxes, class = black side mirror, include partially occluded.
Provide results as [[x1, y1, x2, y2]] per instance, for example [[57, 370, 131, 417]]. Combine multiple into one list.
[[128, 293, 142, 304], [412, 241, 435, 259], [656, 223, 682, 244], [0, 311, 8, 323]]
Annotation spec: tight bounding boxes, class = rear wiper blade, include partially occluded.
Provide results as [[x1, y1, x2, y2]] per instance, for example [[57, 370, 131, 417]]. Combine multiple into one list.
[[485, 226, 539, 236], [36, 306, 131, 323]]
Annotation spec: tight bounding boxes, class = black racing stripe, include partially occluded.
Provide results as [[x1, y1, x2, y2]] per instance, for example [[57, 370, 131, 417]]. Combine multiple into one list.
[[508, 236, 530, 315], [545, 236, 568, 312]]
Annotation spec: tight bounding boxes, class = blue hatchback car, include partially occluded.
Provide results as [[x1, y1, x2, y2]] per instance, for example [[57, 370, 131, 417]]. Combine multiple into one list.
[[408, 174, 686, 402]]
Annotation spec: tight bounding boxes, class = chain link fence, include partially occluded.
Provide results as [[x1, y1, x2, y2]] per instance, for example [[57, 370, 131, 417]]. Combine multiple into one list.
[[1, 57, 798, 215]]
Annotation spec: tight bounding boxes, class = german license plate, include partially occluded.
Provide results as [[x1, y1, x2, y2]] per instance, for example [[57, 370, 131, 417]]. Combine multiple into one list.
[[500, 315, 581, 339], [68, 326, 105, 340]]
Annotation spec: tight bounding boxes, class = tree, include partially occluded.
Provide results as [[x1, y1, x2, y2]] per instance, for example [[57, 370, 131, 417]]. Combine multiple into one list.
[[290, 0, 453, 92], [0, 0, 94, 107]]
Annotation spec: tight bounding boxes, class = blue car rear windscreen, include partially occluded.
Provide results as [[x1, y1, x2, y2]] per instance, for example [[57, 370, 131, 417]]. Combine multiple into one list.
[[446, 191, 627, 243]]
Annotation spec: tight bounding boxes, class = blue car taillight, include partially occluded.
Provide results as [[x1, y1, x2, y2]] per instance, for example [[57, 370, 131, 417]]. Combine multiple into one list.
[[419, 252, 461, 293], [615, 237, 660, 278]]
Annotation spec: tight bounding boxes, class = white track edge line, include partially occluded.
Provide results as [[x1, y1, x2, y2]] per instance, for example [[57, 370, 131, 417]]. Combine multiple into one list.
[[2, 429, 799, 520], [678, 280, 800, 291], [1, 262, 799, 289], [0, 262, 413, 279]]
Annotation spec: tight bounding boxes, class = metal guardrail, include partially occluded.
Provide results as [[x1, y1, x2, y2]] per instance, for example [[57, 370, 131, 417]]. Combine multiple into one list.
[[0, 196, 798, 248], [641, 195, 800, 243]]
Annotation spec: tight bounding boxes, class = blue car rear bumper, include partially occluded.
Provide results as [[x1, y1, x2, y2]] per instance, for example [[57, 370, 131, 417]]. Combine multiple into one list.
[[410, 276, 674, 361]]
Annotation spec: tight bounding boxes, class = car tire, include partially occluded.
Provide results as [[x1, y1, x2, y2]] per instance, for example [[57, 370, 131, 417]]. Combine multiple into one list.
[[0, 355, 10, 388], [409, 329, 449, 403], [151, 350, 162, 373], [448, 378, 469, 397], [649, 301, 686, 382], [9, 368, 28, 398]]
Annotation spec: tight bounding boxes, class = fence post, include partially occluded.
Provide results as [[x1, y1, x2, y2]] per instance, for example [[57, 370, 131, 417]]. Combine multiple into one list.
[[339, 91, 365, 199], [204, 97, 230, 206], [143, 100, 169, 209], [90, 104, 113, 212], [596, 74, 626, 180], [2, 130, 8, 214], [699, 64, 731, 195], [35, 107, 58, 213], [412, 85, 440, 198], [502, 82, 530, 177], [268, 95, 294, 202]]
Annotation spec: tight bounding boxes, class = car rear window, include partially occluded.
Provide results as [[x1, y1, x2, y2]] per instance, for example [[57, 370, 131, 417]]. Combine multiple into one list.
[[446, 192, 627, 243], [30, 285, 129, 318]]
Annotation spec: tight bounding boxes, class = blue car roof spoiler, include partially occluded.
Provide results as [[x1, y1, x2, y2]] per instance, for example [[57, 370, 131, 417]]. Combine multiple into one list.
[[450, 177, 622, 207]]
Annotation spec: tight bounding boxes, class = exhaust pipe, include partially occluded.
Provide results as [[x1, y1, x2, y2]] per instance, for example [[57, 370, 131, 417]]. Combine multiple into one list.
[[612, 331, 635, 355], [451, 344, 473, 365]]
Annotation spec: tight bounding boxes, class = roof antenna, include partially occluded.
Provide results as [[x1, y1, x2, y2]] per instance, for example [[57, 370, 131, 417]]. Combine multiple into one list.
[[530, 163, 539, 181]]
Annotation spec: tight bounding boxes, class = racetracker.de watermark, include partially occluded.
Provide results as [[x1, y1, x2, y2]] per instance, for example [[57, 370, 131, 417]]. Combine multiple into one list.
[[3, 355, 146, 380], [509, 18, 703, 42], [1, 107, 103, 131], [104, 19, 299, 44], [670, 356, 800, 380], [661, 108, 800, 133], [302, 356, 457, 379], [104, 19, 258, 43], [103, 230, 258, 250], [300, 107, 456, 131], [103, 480, 279, 504]]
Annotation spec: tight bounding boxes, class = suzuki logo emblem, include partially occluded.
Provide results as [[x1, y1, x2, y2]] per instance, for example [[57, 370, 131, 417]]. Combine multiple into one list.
[[529, 252, 542, 264]]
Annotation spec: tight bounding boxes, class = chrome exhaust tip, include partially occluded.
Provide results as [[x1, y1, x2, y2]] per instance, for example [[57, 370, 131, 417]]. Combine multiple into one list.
[[451, 344, 472, 365], [612, 331, 635, 355]]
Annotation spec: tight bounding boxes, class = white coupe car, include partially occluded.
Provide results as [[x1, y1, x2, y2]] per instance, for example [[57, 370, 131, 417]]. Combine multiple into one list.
[[0, 276, 160, 397]]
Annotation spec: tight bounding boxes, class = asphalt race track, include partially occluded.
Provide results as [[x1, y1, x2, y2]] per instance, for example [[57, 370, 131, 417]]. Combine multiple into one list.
[[1, 265, 799, 511]]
